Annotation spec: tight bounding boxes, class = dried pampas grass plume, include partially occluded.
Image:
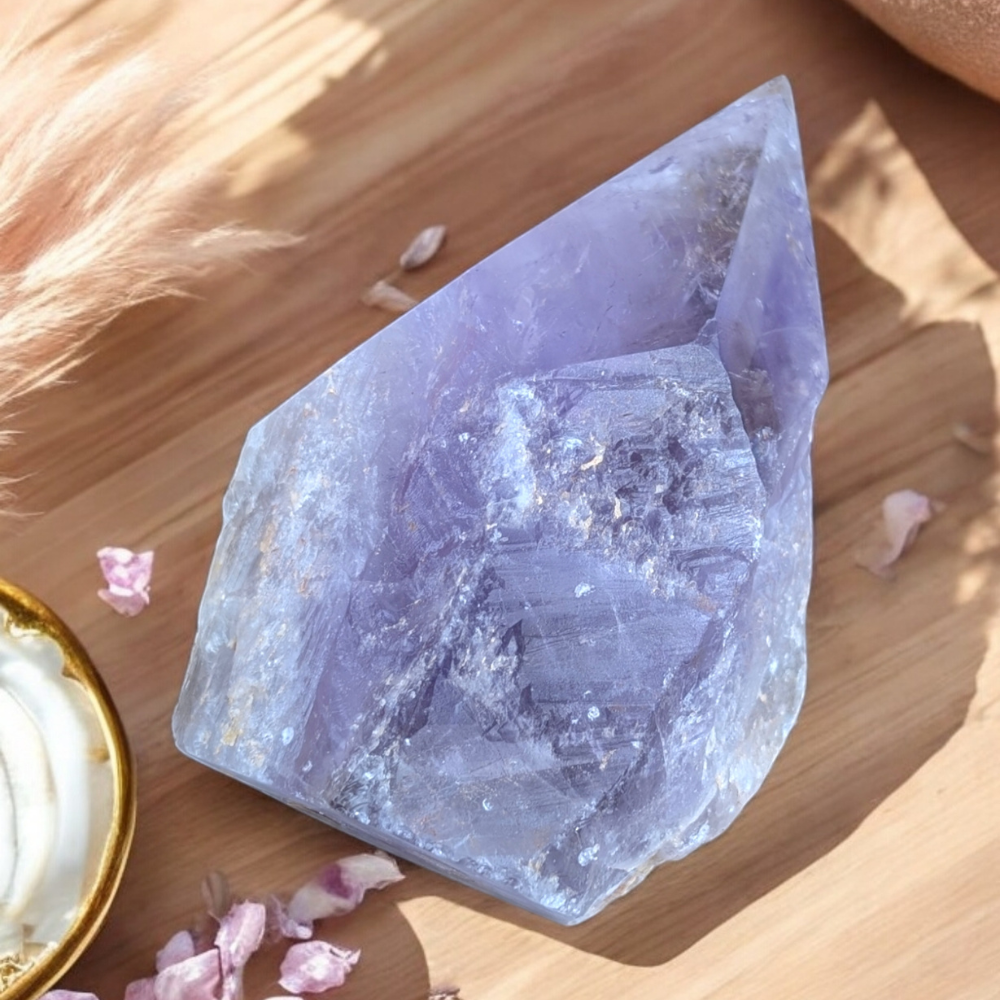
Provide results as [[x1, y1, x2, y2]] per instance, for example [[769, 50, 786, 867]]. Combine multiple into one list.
[[0, 35, 294, 492]]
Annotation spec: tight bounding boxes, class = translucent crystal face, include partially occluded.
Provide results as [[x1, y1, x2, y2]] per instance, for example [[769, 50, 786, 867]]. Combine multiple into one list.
[[174, 77, 828, 925]]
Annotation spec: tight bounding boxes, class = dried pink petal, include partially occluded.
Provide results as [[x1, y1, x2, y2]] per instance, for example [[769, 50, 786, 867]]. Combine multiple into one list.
[[40, 993, 101, 1000], [157, 930, 197, 972], [288, 853, 403, 923], [215, 901, 266, 1000], [97, 546, 154, 616], [952, 421, 993, 455], [191, 916, 219, 956], [399, 224, 447, 270], [278, 941, 359, 994], [154, 948, 221, 1000], [857, 489, 938, 577], [216, 901, 266, 969], [125, 980, 157, 1000], [265, 894, 313, 942], [361, 279, 417, 313], [201, 870, 232, 921]]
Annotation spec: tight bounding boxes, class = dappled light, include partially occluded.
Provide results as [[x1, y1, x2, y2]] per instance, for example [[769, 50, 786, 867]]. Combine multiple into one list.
[[811, 101, 1000, 723]]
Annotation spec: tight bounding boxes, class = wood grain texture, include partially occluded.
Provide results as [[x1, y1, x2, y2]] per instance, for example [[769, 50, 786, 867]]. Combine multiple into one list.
[[4, 1, 1000, 997]]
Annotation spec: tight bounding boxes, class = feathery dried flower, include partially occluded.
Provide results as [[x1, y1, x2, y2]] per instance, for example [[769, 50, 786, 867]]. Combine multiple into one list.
[[0, 39, 294, 505]]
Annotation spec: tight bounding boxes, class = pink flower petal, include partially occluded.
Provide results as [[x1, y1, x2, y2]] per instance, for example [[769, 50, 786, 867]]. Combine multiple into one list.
[[157, 930, 197, 972], [265, 894, 313, 942], [216, 901, 266, 970], [154, 948, 221, 1000], [215, 901, 266, 1000], [288, 853, 403, 923], [278, 942, 359, 994], [337, 853, 405, 892], [97, 546, 154, 616], [857, 489, 939, 577], [125, 980, 157, 1000], [40, 993, 101, 1000], [201, 870, 232, 921]]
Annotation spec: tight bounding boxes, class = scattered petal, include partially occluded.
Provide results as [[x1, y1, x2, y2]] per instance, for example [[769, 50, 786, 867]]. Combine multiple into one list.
[[428, 986, 462, 999], [201, 870, 232, 921], [125, 980, 157, 1000], [40, 993, 101, 1000], [278, 941, 359, 994], [97, 546, 154, 616], [952, 422, 993, 455], [856, 489, 939, 577], [154, 949, 221, 1000], [191, 915, 219, 956], [216, 900, 266, 968], [288, 853, 403, 923], [399, 224, 447, 270], [337, 852, 405, 891], [157, 931, 197, 972], [265, 894, 313, 942], [215, 901, 266, 1000], [361, 279, 417, 313]]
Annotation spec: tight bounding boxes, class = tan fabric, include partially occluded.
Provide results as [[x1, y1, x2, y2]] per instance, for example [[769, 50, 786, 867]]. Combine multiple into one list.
[[848, 0, 1000, 101]]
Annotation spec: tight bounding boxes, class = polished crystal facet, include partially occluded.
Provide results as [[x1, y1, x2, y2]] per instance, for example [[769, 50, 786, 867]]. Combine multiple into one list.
[[174, 77, 828, 925]]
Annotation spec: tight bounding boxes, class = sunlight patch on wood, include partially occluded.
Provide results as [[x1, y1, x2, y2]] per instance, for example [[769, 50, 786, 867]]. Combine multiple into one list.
[[189, 10, 385, 168], [812, 101, 1000, 724], [810, 101, 998, 328]]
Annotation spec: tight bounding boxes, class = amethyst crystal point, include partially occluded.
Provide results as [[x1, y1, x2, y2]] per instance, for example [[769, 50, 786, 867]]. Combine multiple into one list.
[[174, 76, 827, 924]]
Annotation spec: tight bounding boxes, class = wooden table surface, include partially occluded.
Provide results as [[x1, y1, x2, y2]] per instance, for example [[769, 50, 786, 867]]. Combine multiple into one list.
[[4, 1, 1000, 997]]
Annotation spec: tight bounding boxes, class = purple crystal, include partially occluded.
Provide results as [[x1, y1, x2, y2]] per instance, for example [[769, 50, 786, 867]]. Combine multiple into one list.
[[174, 77, 827, 924]]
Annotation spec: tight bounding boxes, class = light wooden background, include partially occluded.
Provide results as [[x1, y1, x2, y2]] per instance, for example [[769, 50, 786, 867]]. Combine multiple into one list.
[[3, 1, 1000, 997]]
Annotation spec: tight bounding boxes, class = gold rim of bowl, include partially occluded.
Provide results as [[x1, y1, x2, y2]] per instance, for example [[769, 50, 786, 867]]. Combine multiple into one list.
[[0, 579, 137, 1000]]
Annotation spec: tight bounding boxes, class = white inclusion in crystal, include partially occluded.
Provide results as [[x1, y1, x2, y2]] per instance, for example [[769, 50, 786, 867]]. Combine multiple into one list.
[[482, 798, 493, 812], [281, 726, 294, 745], [578, 846, 599, 867], [491, 384, 539, 516], [574, 583, 593, 598], [587, 706, 600, 721]]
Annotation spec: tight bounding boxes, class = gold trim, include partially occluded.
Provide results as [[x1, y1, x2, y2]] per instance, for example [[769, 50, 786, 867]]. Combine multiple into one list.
[[0, 580, 136, 1000]]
